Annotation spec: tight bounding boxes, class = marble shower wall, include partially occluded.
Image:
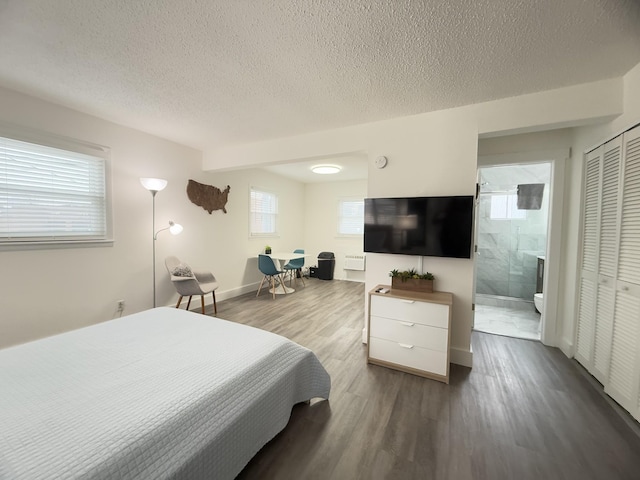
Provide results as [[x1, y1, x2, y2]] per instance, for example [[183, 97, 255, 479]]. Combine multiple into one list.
[[476, 163, 550, 300]]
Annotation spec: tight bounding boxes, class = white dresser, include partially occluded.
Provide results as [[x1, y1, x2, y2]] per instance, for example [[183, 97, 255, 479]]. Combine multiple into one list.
[[367, 285, 452, 384]]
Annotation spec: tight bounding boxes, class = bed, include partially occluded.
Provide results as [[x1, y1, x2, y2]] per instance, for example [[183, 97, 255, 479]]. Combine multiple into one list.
[[0, 307, 331, 479]]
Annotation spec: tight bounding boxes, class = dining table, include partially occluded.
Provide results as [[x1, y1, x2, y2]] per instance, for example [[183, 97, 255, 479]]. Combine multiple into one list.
[[262, 252, 309, 294]]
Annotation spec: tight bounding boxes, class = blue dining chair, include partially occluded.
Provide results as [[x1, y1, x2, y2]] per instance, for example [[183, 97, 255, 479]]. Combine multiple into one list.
[[283, 249, 305, 287], [257, 254, 286, 299]]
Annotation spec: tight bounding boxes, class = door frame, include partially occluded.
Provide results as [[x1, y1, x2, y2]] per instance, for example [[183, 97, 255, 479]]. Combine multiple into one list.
[[477, 149, 569, 347]]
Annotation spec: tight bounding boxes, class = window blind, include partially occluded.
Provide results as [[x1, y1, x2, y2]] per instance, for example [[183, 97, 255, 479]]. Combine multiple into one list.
[[250, 187, 278, 236], [338, 199, 364, 235], [0, 136, 107, 242]]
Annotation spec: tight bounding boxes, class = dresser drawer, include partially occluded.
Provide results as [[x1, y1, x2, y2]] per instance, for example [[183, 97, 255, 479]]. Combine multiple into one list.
[[369, 337, 447, 376], [370, 316, 447, 352], [371, 295, 449, 328]]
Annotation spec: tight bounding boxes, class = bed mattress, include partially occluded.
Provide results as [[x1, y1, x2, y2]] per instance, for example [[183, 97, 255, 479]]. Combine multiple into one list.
[[0, 307, 331, 479]]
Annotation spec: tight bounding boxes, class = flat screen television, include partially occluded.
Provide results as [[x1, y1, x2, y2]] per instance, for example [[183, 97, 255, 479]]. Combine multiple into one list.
[[364, 195, 474, 258]]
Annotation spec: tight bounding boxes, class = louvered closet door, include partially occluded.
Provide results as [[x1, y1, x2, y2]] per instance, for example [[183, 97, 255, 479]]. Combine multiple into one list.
[[592, 137, 622, 384], [575, 147, 602, 369], [605, 125, 640, 417]]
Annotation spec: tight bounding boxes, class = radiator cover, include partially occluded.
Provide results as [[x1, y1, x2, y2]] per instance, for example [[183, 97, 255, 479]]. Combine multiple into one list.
[[344, 254, 366, 271]]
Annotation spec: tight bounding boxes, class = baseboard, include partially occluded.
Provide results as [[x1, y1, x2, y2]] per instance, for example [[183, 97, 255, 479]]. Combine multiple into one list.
[[559, 337, 574, 359], [162, 282, 261, 309], [164, 278, 366, 310], [573, 359, 640, 439], [217, 282, 261, 301], [450, 346, 473, 368], [341, 277, 365, 283]]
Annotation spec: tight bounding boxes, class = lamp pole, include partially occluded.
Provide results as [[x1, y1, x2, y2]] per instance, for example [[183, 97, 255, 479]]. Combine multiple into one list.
[[140, 177, 168, 308], [153, 220, 183, 308], [140, 178, 183, 308], [151, 189, 158, 307]]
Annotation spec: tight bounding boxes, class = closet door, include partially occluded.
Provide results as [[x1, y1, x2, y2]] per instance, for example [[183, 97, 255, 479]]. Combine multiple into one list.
[[575, 147, 602, 370], [605, 125, 640, 416], [591, 137, 622, 384]]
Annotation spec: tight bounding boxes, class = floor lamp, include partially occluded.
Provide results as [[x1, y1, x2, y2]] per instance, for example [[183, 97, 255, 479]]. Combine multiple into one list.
[[140, 178, 183, 307]]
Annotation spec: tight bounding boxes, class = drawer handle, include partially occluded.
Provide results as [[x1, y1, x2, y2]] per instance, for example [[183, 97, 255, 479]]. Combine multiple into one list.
[[398, 343, 414, 349], [401, 300, 415, 304], [400, 322, 415, 327], [622, 286, 629, 291]]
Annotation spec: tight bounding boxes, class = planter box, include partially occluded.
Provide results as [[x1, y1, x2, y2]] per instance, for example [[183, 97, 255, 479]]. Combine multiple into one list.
[[391, 277, 434, 293]]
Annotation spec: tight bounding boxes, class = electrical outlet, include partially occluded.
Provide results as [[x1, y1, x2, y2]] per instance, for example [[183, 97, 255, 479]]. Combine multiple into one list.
[[117, 300, 125, 311]]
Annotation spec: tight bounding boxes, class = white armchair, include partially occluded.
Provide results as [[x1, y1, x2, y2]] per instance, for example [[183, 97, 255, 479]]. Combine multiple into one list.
[[165, 256, 218, 315]]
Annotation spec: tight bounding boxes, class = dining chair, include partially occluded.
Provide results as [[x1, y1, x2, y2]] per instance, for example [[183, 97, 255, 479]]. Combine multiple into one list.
[[257, 254, 286, 299], [283, 249, 305, 287], [165, 256, 218, 314]]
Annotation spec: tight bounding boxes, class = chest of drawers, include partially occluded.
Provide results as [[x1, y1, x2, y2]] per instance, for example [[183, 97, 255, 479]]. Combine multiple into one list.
[[367, 285, 452, 383]]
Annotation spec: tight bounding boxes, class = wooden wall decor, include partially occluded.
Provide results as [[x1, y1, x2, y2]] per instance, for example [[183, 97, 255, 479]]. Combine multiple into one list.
[[186, 179, 231, 214]]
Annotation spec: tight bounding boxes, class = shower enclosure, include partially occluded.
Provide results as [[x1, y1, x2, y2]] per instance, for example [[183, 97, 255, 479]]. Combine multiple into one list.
[[476, 163, 550, 305]]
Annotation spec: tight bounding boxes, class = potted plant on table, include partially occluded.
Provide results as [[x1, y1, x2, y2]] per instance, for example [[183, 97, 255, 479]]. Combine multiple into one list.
[[264, 245, 272, 254], [389, 268, 435, 293]]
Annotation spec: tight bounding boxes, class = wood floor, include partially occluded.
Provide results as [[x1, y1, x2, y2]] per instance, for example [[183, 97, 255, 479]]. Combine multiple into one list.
[[202, 278, 640, 480]]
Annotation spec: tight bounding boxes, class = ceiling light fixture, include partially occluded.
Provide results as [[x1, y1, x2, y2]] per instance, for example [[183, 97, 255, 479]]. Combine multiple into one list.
[[311, 164, 342, 175]]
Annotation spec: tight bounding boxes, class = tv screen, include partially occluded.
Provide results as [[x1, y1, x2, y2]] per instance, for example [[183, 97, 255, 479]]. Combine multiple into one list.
[[364, 196, 474, 258]]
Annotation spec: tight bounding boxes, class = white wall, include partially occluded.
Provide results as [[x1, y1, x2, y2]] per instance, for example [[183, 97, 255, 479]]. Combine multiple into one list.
[[203, 77, 627, 367], [559, 62, 640, 356], [0, 87, 205, 346], [476, 65, 640, 357], [304, 180, 367, 282], [207, 108, 481, 366], [4, 65, 638, 364], [478, 129, 574, 158], [193, 167, 306, 294], [0, 87, 307, 348]]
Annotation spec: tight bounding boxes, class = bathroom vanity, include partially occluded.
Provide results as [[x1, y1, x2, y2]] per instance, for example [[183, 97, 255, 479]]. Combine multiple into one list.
[[536, 256, 545, 293]]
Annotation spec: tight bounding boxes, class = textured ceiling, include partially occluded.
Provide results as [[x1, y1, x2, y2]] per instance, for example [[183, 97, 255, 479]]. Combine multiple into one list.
[[1, 0, 639, 155]]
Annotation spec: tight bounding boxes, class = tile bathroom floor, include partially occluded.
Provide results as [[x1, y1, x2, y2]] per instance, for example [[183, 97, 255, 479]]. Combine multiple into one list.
[[474, 303, 541, 341]]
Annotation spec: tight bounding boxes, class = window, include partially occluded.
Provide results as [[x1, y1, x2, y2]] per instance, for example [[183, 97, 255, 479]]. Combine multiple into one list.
[[338, 198, 364, 235], [0, 134, 110, 245], [250, 187, 278, 236], [490, 194, 526, 220]]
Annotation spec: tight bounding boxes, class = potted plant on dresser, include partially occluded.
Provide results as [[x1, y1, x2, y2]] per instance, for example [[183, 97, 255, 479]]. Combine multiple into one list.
[[389, 268, 435, 293]]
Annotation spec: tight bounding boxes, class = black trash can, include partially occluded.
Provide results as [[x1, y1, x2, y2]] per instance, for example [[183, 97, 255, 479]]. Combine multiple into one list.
[[317, 252, 335, 280]]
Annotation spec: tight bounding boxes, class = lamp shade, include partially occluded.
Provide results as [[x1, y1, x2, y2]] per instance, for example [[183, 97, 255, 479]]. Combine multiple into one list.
[[169, 221, 183, 235], [140, 177, 168, 192]]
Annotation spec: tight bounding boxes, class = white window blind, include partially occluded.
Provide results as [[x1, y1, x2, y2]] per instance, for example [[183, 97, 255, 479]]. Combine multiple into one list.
[[0, 136, 107, 243], [338, 198, 364, 235], [250, 187, 278, 236]]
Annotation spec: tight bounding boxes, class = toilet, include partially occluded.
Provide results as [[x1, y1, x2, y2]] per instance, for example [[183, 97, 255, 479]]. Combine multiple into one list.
[[534, 293, 544, 313]]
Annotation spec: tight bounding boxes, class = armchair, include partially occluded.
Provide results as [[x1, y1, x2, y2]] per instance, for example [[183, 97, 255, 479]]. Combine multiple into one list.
[[165, 256, 218, 315]]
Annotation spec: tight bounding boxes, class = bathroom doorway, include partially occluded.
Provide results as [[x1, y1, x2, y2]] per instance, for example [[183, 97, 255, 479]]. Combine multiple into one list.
[[474, 162, 551, 340]]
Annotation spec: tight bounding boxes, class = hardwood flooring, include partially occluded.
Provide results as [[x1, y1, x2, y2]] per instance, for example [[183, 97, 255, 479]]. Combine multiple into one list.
[[202, 278, 640, 479]]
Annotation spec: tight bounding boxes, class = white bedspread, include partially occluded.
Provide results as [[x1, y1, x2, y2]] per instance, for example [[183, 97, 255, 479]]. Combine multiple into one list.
[[0, 307, 331, 479]]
